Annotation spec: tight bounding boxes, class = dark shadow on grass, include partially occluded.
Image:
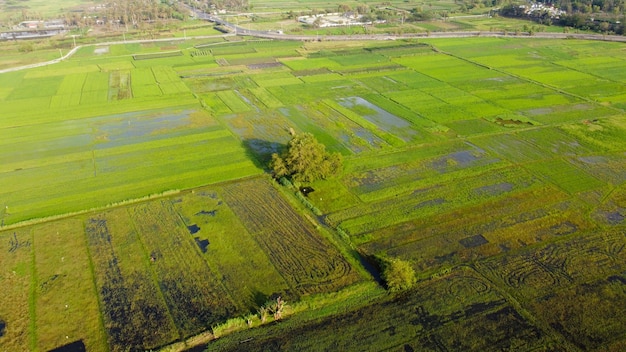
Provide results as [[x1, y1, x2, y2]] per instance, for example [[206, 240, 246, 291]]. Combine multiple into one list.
[[250, 289, 269, 311], [48, 340, 86, 352], [241, 138, 286, 171]]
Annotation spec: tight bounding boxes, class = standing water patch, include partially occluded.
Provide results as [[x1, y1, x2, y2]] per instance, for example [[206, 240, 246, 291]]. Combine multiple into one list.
[[338, 97, 417, 142], [187, 224, 200, 235], [194, 238, 209, 253], [194, 209, 219, 216], [195, 209, 217, 216]]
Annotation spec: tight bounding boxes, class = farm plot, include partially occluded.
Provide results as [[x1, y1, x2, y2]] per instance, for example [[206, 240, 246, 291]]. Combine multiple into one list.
[[284, 102, 390, 154], [216, 90, 253, 113], [80, 72, 109, 105], [221, 177, 361, 297], [337, 96, 420, 143], [248, 87, 283, 108], [477, 229, 626, 350], [333, 165, 543, 243], [0, 228, 33, 351], [32, 219, 106, 352], [572, 154, 626, 186], [85, 210, 179, 352], [279, 57, 342, 72], [382, 88, 476, 124], [352, 71, 412, 94], [276, 105, 351, 155], [0, 105, 260, 224], [521, 103, 617, 125], [251, 71, 302, 88], [130, 67, 161, 98], [170, 187, 290, 311], [323, 99, 404, 148], [108, 70, 132, 100], [6, 75, 62, 100], [129, 200, 237, 337], [368, 186, 586, 276], [151, 66, 190, 95], [556, 56, 626, 82], [213, 268, 552, 351], [341, 141, 507, 201], [50, 72, 87, 108], [267, 79, 371, 106], [394, 53, 502, 83], [524, 158, 606, 194], [471, 133, 550, 164], [515, 126, 598, 157], [220, 110, 294, 163], [559, 116, 626, 152]]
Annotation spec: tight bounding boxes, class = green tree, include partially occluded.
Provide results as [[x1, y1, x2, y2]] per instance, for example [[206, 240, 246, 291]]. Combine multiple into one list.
[[270, 132, 342, 183], [381, 258, 416, 292]]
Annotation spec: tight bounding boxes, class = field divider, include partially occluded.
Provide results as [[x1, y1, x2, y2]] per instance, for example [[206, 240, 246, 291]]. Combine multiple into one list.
[[28, 228, 37, 351]]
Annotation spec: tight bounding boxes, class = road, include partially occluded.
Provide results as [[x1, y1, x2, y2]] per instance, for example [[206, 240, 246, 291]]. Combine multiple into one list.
[[1, 9, 624, 74]]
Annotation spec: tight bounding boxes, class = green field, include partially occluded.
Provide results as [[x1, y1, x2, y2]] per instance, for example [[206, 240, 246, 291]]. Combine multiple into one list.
[[0, 177, 362, 351], [0, 36, 625, 351]]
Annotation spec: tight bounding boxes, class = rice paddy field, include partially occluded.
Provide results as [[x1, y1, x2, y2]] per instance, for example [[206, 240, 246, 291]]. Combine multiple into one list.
[[0, 35, 625, 351]]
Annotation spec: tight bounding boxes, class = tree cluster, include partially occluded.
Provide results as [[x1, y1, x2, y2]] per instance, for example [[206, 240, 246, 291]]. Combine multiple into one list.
[[381, 258, 417, 292], [270, 132, 342, 183], [500, 3, 625, 34], [63, 0, 185, 30]]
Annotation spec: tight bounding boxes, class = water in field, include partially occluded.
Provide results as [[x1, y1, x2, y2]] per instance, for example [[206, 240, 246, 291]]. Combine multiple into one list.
[[94, 110, 191, 146], [338, 96, 417, 142]]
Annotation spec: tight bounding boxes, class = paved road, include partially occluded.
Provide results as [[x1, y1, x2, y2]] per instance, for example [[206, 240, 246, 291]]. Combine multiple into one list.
[[1, 10, 624, 74]]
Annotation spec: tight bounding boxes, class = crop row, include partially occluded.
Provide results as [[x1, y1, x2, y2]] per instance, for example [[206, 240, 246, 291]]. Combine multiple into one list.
[[169, 188, 290, 311], [0, 229, 33, 351], [477, 228, 626, 349], [362, 185, 576, 271], [217, 268, 550, 351], [337, 166, 543, 241], [221, 178, 359, 296], [129, 200, 237, 337], [33, 219, 106, 351], [85, 212, 178, 351]]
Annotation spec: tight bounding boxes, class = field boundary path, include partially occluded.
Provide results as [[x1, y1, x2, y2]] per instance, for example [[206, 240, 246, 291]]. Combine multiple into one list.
[[0, 34, 234, 74], [1, 12, 625, 74]]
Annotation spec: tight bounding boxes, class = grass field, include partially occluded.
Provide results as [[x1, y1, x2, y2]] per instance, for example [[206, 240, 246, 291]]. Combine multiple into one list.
[[0, 36, 625, 351]]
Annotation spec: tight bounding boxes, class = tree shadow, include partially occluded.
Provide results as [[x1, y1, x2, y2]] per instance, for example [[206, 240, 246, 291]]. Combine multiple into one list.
[[241, 138, 286, 170], [250, 289, 269, 310], [248, 288, 298, 313]]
